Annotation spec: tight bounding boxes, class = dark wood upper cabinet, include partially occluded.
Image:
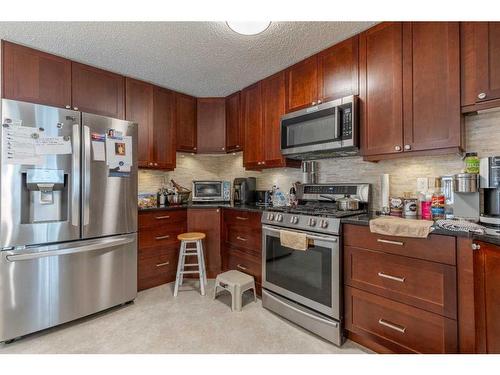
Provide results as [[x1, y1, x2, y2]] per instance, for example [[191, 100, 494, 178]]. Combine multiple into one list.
[[71, 62, 125, 119], [153, 86, 176, 170], [360, 22, 404, 157], [175, 93, 197, 152], [196, 98, 226, 153], [125, 78, 154, 168], [285, 55, 318, 113], [403, 22, 461, 152], [461, 22, 500, 112], [318, 35, 359, 102], [473, 241, 500, 353], [241, 82, 263, 170], [1, 40, 71, 108], [262, 71, 287, 167], [225, 91, 243, 152]]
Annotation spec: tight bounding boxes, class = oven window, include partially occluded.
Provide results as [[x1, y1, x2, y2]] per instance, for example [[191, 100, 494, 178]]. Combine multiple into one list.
[[194, 183, 221, 198], [265, 236, 332, 307]]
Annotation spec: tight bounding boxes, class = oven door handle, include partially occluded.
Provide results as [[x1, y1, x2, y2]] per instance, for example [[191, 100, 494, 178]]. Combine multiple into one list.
[[262, 225, 338, 243]]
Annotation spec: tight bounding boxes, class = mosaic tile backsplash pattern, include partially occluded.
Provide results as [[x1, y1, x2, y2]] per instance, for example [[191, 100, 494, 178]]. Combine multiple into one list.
[[139, 109, 500, 210]]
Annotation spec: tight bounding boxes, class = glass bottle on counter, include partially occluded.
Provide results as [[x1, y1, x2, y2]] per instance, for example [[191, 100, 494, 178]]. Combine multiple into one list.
[[431, 178, 445, 220]]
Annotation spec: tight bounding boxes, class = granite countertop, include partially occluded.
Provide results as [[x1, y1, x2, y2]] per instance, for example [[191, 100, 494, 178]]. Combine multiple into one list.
[[341, 211, 500, 246], [138, 202, 267, 213]]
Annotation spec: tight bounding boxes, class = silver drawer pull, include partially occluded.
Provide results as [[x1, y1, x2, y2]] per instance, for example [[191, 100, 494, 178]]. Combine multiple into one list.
[[155, 215, 170, 220], [236, 236, 247, 242], [236, 216, 248, 220], [377, 239, 404, 246], [378, 272, 405, 283], [156, 261, 170, 267], [378, 318, 406, 333], [237, 264, 248, 271], [155, 235, 170, 240]]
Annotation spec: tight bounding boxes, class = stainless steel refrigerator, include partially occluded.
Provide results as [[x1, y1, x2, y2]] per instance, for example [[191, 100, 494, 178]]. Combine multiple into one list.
[[0, 99, 138, 343]]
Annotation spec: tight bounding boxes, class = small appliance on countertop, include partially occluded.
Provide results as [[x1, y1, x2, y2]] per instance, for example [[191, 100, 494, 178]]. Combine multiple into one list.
[[233, 177, 256, 205], [261, 182, 370, 346], [480, 156, 500, 227], [192, 180, 231, 203], [255, 190, 272, 207]]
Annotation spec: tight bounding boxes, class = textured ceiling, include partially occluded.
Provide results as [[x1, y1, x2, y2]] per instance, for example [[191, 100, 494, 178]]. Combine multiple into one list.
[[0, 22, 376, 97]]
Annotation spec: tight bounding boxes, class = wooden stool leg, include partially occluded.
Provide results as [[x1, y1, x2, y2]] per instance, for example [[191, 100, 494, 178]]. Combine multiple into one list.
[[199, 239, 208, 286], [173, 241, 185, 297], [197, 240, 206, 296]]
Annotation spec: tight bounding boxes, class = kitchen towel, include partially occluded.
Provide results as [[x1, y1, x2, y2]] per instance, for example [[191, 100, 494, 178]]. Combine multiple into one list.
[[369, 216, 434, 238], [280, 230, 309, 251]]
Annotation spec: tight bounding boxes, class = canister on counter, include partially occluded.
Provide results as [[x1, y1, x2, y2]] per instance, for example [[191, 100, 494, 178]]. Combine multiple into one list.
[[403, 192, 418, 218], [389, 197, 404, 217]]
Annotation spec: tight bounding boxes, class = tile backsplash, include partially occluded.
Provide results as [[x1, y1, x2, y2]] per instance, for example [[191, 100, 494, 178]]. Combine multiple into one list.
[[139, 108, 500, 210]]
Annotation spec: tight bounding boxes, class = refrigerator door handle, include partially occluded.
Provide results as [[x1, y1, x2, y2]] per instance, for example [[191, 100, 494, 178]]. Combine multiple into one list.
[[71, 124, 80, 227], [5, 237, 134, 262], [83, 125, 91, 226]]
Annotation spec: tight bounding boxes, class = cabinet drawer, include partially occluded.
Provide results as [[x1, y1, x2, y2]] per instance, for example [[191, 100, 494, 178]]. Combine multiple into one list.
[[138, 247, 178, 291], [345, 286, 458, 353], [138, 209, 187, 229], [225, 225, 261, 254], [223, 209, 261, 229], [343, 224, 456, 265], [224, 248, 261, 282], [139, 225, 185, 249], [345, 246, 457, 318]]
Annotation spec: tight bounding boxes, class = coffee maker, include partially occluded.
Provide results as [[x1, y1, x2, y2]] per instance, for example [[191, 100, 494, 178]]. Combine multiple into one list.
[[233, 177, 256, 205], [480, 156, 500, 226]]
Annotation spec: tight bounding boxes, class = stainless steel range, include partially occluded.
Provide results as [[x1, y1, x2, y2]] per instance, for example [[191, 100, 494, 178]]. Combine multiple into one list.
[[261, 183, 370, 346]]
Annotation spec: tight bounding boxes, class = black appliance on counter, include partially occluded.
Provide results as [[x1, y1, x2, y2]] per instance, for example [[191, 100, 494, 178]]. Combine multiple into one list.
[[480, 156, 500, 226], [255, 190, 272, 207], [233, 177, 256, 205]]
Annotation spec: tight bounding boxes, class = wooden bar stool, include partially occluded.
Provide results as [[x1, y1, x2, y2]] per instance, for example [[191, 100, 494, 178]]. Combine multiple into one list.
[[173, 232, 207, 297]]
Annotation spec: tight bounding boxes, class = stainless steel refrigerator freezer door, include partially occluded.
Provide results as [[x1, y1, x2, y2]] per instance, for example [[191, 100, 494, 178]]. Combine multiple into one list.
[[81, 113, 138, 239], [0, 99, 81, 248], [0, 233, 137, 342]]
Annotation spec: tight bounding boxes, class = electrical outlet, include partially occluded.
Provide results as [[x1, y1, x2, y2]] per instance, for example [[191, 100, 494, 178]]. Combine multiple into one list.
[[416, 177, 428, 193]]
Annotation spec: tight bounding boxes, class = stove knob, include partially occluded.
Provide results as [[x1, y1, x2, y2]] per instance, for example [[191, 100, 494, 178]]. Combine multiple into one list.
[[290, 216, 299, 224], [320, 220, 329, 228], [267, 213, 275, 221], [308, 218, 317, 227], [276, 214, 283, 222]]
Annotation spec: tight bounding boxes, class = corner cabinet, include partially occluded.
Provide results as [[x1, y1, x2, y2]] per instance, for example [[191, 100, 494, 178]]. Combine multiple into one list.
[[225, 91, 243, 152], [175, 93, 197, 153], [241, 82, 264, 170], [361, 22, 462, 161], [153, 86, 176, 170], [461, 22, 500, 113], [196, 98, 226, 153]]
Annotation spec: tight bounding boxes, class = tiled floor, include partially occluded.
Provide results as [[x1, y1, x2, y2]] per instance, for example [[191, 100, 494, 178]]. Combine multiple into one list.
[[0, 280, 372, 354]]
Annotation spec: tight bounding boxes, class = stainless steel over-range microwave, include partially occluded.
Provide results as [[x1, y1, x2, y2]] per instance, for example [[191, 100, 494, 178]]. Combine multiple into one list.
[[280, 95, 358, 159]]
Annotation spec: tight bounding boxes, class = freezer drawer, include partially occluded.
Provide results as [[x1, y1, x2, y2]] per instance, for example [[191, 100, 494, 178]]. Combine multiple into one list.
[[0, 233, 137, 342]]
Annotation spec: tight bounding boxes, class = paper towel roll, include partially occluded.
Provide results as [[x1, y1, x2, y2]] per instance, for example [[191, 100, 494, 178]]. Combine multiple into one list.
[[381, 174, 390, 213]]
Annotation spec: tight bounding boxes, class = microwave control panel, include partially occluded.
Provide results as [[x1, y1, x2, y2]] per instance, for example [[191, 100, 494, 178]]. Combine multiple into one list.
[[340, 106, 352, 139]]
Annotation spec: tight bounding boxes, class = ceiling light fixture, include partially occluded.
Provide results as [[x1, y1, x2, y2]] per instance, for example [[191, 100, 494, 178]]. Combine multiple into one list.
[[226, 21, 271, 36]]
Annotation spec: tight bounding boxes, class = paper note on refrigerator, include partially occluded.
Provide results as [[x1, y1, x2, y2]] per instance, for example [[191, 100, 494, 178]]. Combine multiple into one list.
[[92, 141, 106, 161], [2, 125, 43, 165], [105, 135, 133, 173], [34, 136, 72, 155]]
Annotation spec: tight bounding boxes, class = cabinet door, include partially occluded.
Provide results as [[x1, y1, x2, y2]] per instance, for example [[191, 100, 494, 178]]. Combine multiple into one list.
[[71, 62, 125, 119], [225, 91, 243, 152], [475, 22, 500, 103], [474, 241, 500, 353], [318, 35, 359, 102], [196, 98, 226, 153], [1, 41, 71, 108], [153, 86, 176, 170], [241, 82, 263, 169], [360, 22, 404, 157], [125, 78, 154, 168], [187, 208, 221, 278], [285, 55, 318, 113], [175, 93, 197, 152], [403, 22, 461, 152], [262, 71, 286, 168]]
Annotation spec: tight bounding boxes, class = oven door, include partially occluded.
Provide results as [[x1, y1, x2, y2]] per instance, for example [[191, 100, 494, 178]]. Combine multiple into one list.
[[192, 181, 223, 201], [262, 225, 340, 319]]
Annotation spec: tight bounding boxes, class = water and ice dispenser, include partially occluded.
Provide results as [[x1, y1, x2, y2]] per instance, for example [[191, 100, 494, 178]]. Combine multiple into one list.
[[21, 169, 68, 223]]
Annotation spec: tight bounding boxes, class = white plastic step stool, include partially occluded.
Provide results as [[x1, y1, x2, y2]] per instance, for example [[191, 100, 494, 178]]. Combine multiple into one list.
[[213, 270, 257, 311]]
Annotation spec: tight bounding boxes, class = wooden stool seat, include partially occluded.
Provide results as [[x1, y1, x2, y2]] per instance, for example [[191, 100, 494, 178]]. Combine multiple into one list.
[[177, 232, 206, 241]]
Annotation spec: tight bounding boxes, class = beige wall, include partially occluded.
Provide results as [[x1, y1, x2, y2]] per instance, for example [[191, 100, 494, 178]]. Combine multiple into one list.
[[139, 108, 500, 210]]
